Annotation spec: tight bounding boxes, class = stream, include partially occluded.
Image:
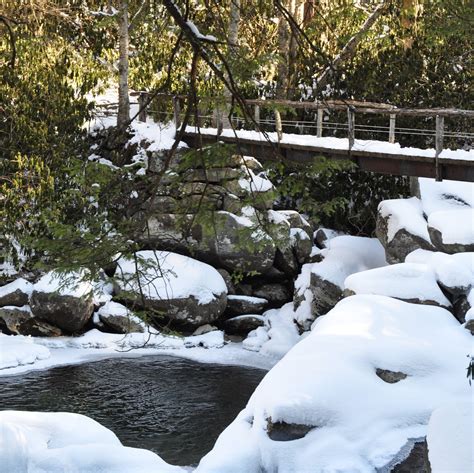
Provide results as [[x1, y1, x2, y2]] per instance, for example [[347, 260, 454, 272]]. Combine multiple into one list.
[[0, 355, 266, 466]]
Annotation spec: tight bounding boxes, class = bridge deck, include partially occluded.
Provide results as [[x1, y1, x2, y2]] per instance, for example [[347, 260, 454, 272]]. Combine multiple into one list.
[[182, 129, 474, 182]]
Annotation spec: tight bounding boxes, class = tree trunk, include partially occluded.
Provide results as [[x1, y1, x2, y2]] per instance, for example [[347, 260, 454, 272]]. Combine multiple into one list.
[[276, 1, 291, 99], [221, 0, 240, 128], [315, 0, 389, 94], [117, 0, 130, 129]]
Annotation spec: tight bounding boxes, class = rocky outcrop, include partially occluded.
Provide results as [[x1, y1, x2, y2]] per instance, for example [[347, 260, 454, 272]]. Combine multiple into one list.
[[0, 279, 32, 307], [376, 368, 408, 384]]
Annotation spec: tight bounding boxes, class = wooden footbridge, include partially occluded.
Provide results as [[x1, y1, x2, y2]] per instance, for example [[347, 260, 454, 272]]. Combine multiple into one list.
[[106, 93, 474, 182]]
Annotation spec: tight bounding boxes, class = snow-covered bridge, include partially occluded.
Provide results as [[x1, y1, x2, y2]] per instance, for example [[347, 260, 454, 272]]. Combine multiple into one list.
[[132, 94, 474, 182]]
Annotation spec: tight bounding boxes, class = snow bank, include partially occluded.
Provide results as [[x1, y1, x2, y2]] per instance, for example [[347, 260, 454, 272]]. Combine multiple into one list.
[[312, 235, 386, 288], [0, 411, 184, 473], [344, 262, 452, 307], [116, 251, 227, 304], [427, 400, 473, 473], [0, 334, 50, 370], [198, 295, 471, 473], [428, 208, 474, 245], [378, 197, 430, 243]]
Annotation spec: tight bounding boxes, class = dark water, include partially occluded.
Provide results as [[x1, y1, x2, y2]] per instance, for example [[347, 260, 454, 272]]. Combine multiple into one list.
[[0, 356, 265, 466]]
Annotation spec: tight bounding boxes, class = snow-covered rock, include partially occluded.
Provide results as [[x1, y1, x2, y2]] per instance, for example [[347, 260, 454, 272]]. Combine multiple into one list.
[[30, 271, 94, 333], [405, 249, 474, 296], [97, 301, 145, 334], [225, 295, 268, 316], [0, 334, 50, 370], [428, 208, 474, 253], [344, 262, 452, 309], [115, 251, 227, 328], [198, 295, 471, 473], [0, 278, 32, 307], [426, 400, 473, 473], [0, 410, 184, 473], [376, 197, 434, 263], [223, 314, 265, 335], [309, 235, 386, 316]]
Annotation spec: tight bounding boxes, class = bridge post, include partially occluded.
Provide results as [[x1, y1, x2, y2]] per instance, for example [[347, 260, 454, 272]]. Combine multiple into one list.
[[317, 108, 323, 137], [173, 96, 181, 131], [347, 107, 355, 150], [254, 105, 260, 130], [389, 114, 396, 143], [435, 115, 444, 182], [275, 109, 283, 142], [138, 92, 147, 122]]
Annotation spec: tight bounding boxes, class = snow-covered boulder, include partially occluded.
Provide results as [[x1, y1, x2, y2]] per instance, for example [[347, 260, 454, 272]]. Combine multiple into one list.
[[426, 401, 472, 473], [419, 177, 473, 215], [0, 306, 62, 337], [0, 334, 50, 370], [428, 208, 474, 253], [0, 278, 32, 307], [223, 314, 265, 335], [405, 249, 474, 297], [97, 301, 145, 334], [30, 271, 94, 333], [344, 263, 452, 309], [376, 197, 434, 263], [225, 295, 268, 316], [0, 411, 184, 473], [198, 295, 471, 473], [115, 251, 227, 328], [309, 235, 386, 316]]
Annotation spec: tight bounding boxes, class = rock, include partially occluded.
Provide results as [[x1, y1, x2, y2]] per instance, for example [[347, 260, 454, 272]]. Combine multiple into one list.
[[273, 247, 299, 276], [376, 368, 408, 384], [391, 439, 430, 473], [0, 306, 63, 337], [223, 314, 264, 335], [0, 279, 32, 307], [144, 195, 178, 214], [192, 324, 218, 336], [234, 283, 253, 296], [465, 319, 474, 335], [453, 295, 470, 323], [251, 283, 292, 308], [182, 168, 242, 183], [225, 295, 268, 316], [114, 251, 227, 328], [201, 211, 276, 273], [97, 301, 144, 334], [376, 198, 434, 263], [217, 269, 235, 295], [314, 228, 343, 249], [30, 271, 94, 333], [277, 211, 313, 238], [266, 419, 314, 441], [310, 273, 344, 316], [290, 228, 312, 264], [428, 209, 474, 253]]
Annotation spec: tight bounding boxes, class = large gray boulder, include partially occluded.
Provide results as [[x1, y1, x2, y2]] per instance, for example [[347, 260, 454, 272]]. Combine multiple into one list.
[[376, 198, 434, 263], [223, 314, 265, 335], [30, 271, 94, 333], [225, 295, 268, 316], [114, 251, 228, 328]]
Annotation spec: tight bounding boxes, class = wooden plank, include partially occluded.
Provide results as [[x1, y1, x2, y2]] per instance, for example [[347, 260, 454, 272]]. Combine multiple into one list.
[[435, 115, 444, 181]]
